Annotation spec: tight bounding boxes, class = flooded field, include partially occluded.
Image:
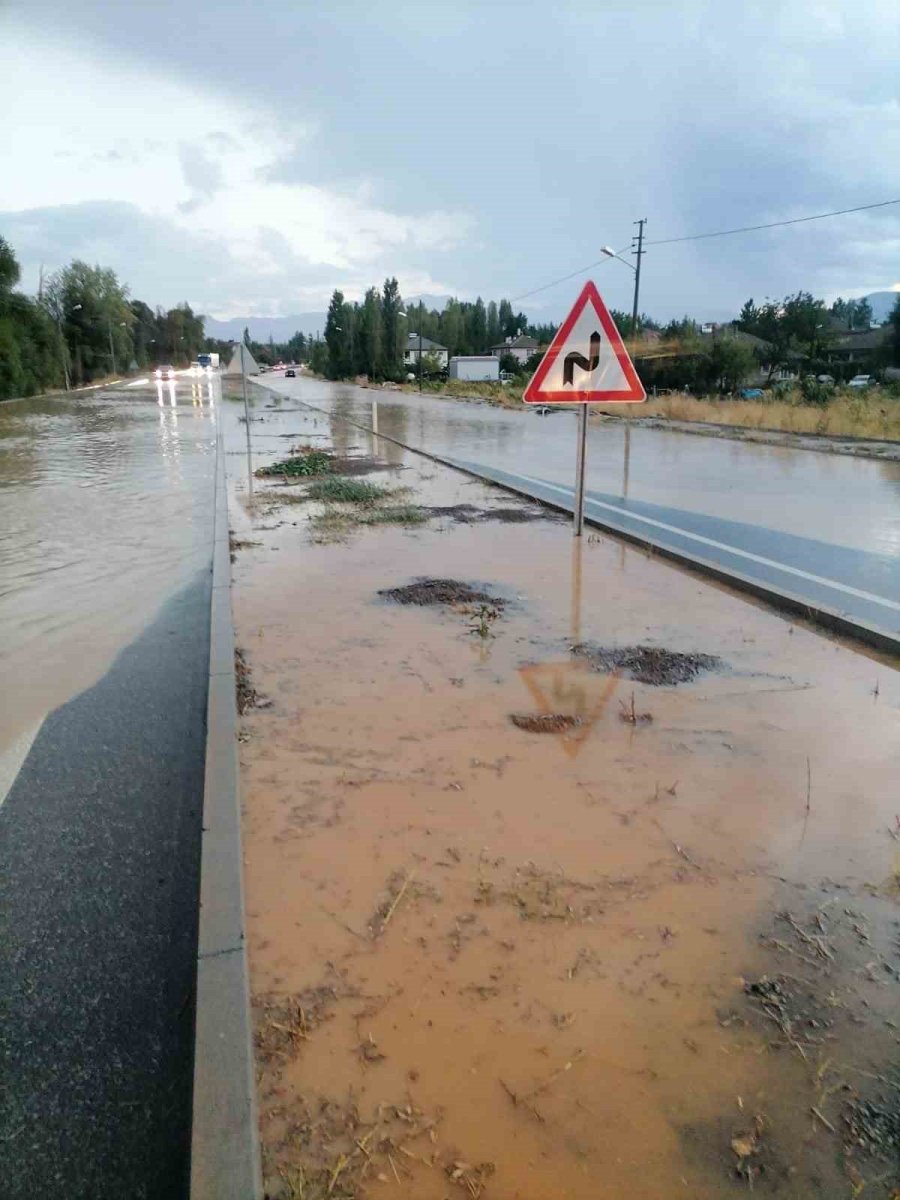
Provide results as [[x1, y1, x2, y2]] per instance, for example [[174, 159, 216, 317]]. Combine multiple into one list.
[[228, 394, 900, 1199], [0, 378, 217, 759]]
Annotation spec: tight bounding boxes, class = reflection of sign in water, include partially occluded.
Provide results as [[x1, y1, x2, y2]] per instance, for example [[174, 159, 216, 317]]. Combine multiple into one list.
[[518, 660, 619, 758]]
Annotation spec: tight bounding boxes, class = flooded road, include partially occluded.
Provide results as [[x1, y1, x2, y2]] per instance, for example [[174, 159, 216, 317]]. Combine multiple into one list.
[[0, 375, 219, 1199], [0, 375, 218, 763], [228, 397, 900, 1199], [264, 374, 900, 560]]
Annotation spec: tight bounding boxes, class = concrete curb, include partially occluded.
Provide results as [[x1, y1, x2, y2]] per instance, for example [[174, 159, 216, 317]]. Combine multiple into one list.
[[191, 415, 262, 1199]]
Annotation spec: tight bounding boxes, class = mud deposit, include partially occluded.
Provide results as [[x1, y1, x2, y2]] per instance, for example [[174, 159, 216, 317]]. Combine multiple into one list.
[[573, 642, 721, 686], [378, 578, 505, 609], [510, 712, 582, 733], [229, 406, 900, 1200]]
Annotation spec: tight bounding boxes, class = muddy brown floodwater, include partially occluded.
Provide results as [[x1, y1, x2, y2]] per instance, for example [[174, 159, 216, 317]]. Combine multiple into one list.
[[227, 395, 900, 1200]]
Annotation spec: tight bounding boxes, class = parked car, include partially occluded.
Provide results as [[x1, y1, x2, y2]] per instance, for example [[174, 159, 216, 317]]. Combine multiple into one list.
[[816, 374, 835, 385], [739, 388, 764, 399], [848, 374, 873, 389], [154, 364, 176, 380], [285, 368, 296, 378]]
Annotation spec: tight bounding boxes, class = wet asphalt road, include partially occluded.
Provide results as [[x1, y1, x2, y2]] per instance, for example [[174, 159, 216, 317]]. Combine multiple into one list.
[[0, 574, 211, 1199]]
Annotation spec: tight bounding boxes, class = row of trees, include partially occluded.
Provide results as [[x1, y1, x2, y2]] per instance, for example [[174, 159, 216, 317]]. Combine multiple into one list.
[[0, 234, 209, 400], [640, 292, 900, 396], [317, 281, 548, 382]]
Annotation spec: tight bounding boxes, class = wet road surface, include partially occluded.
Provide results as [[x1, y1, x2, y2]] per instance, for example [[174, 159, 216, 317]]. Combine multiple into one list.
[[257, 375, 900, 648], [0, 376, 218, 1198]]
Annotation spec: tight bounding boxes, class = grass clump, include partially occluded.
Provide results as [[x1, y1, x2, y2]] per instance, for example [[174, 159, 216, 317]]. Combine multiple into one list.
[[305, 476, 396, 504], [255, 449, 332, 478], [310, 503, 427, 542]]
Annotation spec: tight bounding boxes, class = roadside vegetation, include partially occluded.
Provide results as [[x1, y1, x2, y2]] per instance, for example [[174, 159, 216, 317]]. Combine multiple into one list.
[[598, 385, 900, 440], [0, 233, 211, 399]]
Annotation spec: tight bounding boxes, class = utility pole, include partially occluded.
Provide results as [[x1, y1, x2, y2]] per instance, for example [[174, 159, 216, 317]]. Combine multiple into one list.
[[418, 327, 423, 393], [108, 316, 117, 375], [631, 218, 647, 336]]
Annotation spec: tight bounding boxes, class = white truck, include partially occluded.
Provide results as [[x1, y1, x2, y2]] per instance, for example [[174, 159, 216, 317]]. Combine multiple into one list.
[[197, 352, 220, 370]]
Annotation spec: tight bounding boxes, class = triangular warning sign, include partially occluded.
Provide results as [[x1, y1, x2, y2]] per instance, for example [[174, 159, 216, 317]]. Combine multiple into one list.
[[523, 281, 646, 405]]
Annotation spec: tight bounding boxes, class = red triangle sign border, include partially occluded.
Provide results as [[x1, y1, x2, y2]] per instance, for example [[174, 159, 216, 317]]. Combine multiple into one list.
[[523, 280, 646, 405]]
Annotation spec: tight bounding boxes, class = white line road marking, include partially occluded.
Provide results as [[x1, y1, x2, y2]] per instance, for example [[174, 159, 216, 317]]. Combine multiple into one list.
[[511, 471, 900, 615], [0, 721, 43, 808]]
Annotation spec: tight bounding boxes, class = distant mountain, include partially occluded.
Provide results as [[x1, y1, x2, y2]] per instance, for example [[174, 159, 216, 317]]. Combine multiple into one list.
[[203, 313, 327, 342], [864, 291, 900, 323]]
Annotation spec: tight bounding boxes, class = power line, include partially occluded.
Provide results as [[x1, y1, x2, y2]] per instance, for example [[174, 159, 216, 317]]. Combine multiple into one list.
[[511, 245, 630, 303], [511, 196, 900, 304], [646, 196, 900, 247]]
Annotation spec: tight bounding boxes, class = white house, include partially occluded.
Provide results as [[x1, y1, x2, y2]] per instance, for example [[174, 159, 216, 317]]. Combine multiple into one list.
[[489, 334, 539, 365], [404, 333, 449, 369]]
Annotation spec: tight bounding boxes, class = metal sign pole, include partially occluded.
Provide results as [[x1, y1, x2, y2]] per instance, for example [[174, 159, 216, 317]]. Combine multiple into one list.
[[573, 405, 588, 537], [240, 342, 253, 497]]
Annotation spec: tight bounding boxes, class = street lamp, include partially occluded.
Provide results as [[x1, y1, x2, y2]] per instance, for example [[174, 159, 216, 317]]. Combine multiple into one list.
[[601, 245, 640, 337]]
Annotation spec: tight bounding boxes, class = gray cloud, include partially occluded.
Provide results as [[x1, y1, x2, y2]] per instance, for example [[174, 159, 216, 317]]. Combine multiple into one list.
[[5, 0, 900, 321]]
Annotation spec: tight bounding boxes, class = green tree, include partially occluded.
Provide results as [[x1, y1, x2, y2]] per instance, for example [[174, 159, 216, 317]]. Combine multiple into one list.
[[379, 277, 404, 379], [889, 295, 900, 367], [357, 287, 383, 378], [308, 335, 329, 376], [0, 235, 21, 294], [324, 289, 353, 379], [0, 237, 61, 399], [700, 335, 756, 393], [498, 299, 514, 338], [486, 300, 500, 348], [467, 297, 487, 353], [440, 299, 463, 355], [44, 261, 133, 383], [286, 330, 307, 362]]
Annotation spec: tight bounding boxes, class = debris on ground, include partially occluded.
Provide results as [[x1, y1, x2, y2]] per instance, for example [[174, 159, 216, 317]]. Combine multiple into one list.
[[619, 693, 653, 725], [843, 1080, 900, 1167], [427, 504, 562, 524], [572, 642, 721, 685], [229, 534, 261, 561], [510, 712, 583, 733], [730, 1113, 767, 1186], [235, 648, 260, 714], [379, 578, 505, 608]]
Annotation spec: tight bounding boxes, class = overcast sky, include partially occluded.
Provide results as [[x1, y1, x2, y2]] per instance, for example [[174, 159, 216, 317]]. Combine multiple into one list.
[[2, 0, 898, 323]]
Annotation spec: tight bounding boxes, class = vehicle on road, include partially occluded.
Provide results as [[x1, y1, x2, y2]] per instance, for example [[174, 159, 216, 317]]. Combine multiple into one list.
[[154, 365, 176, 380], [848, 374, 874, 389], [285, 368, 296, 378], [197, 352, 219, 371], [816, 374, 835, 385], [740, 387, 764, 399]]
